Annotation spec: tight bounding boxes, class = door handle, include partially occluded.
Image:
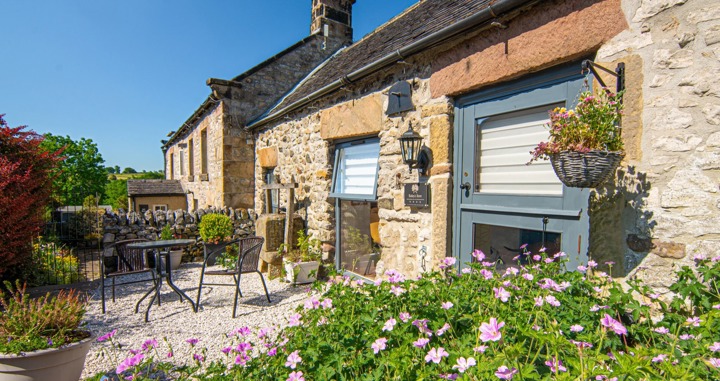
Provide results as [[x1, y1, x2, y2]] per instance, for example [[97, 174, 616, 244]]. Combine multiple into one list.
[[460, 182, 471, 191]]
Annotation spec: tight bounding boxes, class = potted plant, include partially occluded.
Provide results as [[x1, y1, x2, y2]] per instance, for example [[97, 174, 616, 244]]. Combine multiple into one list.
[[159, 224, 183, 270], [529, 88, 624, 188], [0, 281, 92, 381], [281, 230, 322, 285], [198, 213, 234, 266]]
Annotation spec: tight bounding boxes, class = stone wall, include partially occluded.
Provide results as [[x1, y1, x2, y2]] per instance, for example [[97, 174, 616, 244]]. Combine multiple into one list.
[[101, 208, 257, 253]]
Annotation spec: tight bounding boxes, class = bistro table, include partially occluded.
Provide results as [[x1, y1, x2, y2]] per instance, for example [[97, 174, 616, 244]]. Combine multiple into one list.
[[127, 239, 197, 322]]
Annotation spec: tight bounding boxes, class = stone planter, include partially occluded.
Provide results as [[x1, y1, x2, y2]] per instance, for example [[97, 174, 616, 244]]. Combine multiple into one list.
[[0, 334, 93, 381], [284, 260, 320, 285]]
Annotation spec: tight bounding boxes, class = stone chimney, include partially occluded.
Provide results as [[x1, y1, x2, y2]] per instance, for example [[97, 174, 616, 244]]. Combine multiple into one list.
[[311, 0, 355, 46]]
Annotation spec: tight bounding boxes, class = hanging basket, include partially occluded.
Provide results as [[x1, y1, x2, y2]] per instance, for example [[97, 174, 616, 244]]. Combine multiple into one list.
[[549, 150, 624, 188]]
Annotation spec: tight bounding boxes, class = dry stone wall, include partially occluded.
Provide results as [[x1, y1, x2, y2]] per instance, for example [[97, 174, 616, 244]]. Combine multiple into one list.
[[101, 208, 256, 252]]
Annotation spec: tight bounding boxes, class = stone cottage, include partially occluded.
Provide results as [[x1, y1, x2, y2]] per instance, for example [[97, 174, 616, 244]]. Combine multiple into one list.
[[167, 0, 720, 290]]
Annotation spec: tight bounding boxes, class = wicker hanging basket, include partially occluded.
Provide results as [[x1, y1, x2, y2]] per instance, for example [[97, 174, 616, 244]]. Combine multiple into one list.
[[549, 150, 624, 188]]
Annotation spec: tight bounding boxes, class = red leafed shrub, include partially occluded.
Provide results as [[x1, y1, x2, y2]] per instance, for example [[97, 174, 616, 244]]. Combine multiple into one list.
[[0, 114, 61, 276]]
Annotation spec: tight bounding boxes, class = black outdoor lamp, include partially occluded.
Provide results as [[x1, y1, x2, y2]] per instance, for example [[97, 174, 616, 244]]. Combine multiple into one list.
[[399, 122, 431, 176]]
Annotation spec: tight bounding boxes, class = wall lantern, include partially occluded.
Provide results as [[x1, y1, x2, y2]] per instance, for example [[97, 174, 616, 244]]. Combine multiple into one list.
[[399, 122, 431, 176]]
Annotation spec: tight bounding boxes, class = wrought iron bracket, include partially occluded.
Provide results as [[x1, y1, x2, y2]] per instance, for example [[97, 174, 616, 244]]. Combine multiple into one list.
[[581, 60, 625, 98]]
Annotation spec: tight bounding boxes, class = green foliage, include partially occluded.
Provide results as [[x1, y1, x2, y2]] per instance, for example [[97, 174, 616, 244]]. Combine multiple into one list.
[[105, 166, 116, 174], [160, 224, 174, 240], [122, 167, 137, 174], [29, 237, 81, 286], [136, 170, 164, 179], [90, 253, 720, 380], [40, 133, 107, 206], [198, 214, 234, 244], [530, 89, 624, 162], [280, 230, 322, 263], [0, 280, 87, 354], [103, 178, 128, 211]]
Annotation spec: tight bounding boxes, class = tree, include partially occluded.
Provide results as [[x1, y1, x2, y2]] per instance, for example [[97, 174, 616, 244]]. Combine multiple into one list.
[[105, 166, 116, 174], [137, 170, 164, 179], [40, 134, 107, 206], [103, 178, 128, 211], [122, 167, 137, 174], [0, 115, 61, 275]]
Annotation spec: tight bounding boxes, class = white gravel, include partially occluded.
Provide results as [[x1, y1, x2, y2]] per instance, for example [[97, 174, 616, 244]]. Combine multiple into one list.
[[81, 263, 314, 379]]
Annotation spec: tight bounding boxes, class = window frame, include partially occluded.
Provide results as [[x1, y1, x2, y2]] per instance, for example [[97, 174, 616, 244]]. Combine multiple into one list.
[[329, 137, 381, 202]]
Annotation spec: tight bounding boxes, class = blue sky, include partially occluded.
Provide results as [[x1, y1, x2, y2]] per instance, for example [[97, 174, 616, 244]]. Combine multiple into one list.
[[1, 0, 418, 171]]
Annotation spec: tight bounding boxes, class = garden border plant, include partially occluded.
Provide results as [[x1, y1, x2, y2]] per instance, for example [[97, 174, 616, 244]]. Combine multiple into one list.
[[90, 248, 720, 380]]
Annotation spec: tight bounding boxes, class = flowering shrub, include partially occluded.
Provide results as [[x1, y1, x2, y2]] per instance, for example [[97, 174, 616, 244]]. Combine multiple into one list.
[[31, 237, 82, 285], [91, 250, 720, 380], [530, 89, 624, 162]]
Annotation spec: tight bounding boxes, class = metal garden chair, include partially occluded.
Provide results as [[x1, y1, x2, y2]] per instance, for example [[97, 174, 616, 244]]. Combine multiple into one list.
[[100, 238, 158, 314], [195, 237, 270, 318]]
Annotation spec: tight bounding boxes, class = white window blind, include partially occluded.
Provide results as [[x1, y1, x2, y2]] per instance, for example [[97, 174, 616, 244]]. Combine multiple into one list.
[[476, 106, 563, 195], [332, 141, 380, 198]]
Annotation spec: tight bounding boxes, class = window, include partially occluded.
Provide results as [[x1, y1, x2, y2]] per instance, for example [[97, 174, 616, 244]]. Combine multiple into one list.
[[154, 204, 168, 211], [201, 130, 208, 174], [264, 168, 279, 213], [188, 138, 194, 178], [169, 153, 174, 180], [330, 138, 380, 199], [180, 151, 185, 176], [331, 138, 381, 279]]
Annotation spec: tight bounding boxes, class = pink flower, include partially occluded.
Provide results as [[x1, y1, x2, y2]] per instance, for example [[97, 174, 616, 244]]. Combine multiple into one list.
[[522, 273, 534, 281], [287, 371, 305, 381], [709, 342, 720, 352], [116, 353, 144, 374], [577, 265, 587, 272], [141, 339, 157, 351], [686, 317, 701, 327], [382, 318, 397, 332], [474, 345, 488, 353], [185, 338, 199, 346], [230, 326, 252, 337], [480, 269, 494, 280], [97, 329, 117, 342], [493, 287, 510, 302], [441, 301, 453, 310], [472, 249, 485, 261], [495, 365, 518, 379], [285, 350, 302, 369], [453, 357, 477, 373], [304, 297, 320, 310], [413, 337, 430, 348], [320, 298, 333, 309], [680, 334, 695, 340], [425, 347, 449, 364], [479, 317, 504, 342], [399, 312, 411, 322], [436, 323, 451, 336], [587, 260, 598, 268], [288, 313, 302, 327], [652, 354, 668, 363], [532, 255, 541, 261], [571, 340, 593, 349], [390, 286, 406, 296], [235, 353, 249, 366], [193, 353, 205, 362], [504, 267, 519, 277], [534, 296, 544, 307], [600, 314, 627, 336], [709, 358, 720, 368], [371, 337, 388, 354], [385, 269, 406, 283], [570, 325, 584, 332], [439, 257, 457, 269], [545, 295, 561, 307], [653, 327, 669, 334], [545, 357, 567, 372], [461, 268, 472, 274]]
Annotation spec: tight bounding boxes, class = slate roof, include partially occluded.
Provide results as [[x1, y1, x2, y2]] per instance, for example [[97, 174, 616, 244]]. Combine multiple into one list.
[[127, 180, 185, 196], [253, 0, 494, 125]]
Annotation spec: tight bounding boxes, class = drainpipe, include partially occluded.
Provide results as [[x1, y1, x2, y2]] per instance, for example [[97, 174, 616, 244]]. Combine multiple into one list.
[[246, 0, 536, 130]]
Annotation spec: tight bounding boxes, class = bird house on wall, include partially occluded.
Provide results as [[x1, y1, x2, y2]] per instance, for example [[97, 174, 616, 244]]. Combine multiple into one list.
[[386, 81, 413, 115]]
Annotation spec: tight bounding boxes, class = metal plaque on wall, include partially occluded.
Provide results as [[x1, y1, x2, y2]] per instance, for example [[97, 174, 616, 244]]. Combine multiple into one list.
[[386, 81, 413, 115], [404, 183, 430, 207]]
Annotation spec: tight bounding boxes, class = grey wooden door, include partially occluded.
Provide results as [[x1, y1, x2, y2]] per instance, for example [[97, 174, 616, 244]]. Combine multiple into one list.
[[453, 65, 589, 271]]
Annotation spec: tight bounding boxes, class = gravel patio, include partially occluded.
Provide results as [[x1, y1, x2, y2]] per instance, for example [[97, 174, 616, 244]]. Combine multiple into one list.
[[80, 262, 314, 379]]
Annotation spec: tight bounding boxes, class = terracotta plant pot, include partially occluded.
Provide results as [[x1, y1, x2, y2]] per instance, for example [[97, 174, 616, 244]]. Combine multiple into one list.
[[284, 260, 320, 285], [0, 334, 93, 381]]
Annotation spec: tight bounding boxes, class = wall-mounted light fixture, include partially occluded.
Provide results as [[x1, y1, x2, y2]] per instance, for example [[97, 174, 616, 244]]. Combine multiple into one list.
[[398, 122, 431, 176]]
